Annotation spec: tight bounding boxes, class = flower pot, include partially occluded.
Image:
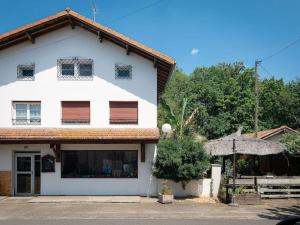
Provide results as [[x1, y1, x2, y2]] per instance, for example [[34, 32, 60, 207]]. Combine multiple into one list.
[[158, 193, 174, 204]]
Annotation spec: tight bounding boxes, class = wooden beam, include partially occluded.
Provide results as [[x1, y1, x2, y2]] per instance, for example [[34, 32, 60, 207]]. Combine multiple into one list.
[[126, 44, 130, 55], [25, 32, 35, 44], [98, 31, 103, 43], [67, 15, 75, 29], [50, 144, 61, 162], [153, 58, 158, 68], [141, 143, 145, 162]]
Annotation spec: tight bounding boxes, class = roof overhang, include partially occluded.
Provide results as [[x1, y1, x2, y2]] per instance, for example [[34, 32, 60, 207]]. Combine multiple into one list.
[[0, 128, 159, 144], [0, 8, 176, 97]]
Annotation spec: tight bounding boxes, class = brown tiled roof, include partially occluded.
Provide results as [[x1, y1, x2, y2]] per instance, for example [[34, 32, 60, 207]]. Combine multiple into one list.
[[245, 125, 299, 139], [0, 128, 159, 144], [0, 8, 176, 97]]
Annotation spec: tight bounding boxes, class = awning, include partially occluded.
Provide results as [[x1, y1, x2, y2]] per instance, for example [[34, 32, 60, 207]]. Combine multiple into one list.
[[0, 128, 159, 144]]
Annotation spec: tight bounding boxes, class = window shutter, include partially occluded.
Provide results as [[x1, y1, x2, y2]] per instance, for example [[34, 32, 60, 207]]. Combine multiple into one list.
[[62, 101, 90, 123], [110, 101, 138, 124]]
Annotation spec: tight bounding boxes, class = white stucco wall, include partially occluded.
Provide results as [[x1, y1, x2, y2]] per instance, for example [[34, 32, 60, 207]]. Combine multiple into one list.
[[0, 26, 157, 128], [0, 26, 159, 196], [0, 144, 158, 196]]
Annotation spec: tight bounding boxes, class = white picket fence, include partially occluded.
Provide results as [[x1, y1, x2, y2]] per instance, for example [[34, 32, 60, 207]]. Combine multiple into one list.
[[228, 176, 300, 199]]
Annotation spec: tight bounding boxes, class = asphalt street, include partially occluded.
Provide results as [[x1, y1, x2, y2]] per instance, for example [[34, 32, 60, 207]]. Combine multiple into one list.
[[0, 219, 279, 225], [0, 197, 298, 225]]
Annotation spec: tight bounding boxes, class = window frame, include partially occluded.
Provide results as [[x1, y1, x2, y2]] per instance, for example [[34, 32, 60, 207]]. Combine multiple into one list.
[[17, 64, 35, 81], [57, 58, 93, 80], [12, 101, 41, 125], [115, 63, 132, 79], [61, 150, 138, 179]]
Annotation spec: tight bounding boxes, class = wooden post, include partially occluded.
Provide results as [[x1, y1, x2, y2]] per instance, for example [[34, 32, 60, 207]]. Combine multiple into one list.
[[232, 139, 236, 193], [222, 156, 226, 173], [141, 143, 145, 162], [50, 144, 61, 162]]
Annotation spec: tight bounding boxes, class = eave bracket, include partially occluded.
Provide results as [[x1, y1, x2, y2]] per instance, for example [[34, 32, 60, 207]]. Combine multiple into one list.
[[26, 32, 35, 44]]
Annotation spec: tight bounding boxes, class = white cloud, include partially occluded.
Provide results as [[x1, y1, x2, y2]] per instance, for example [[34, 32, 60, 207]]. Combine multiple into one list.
[[191, 48, 199, 56]]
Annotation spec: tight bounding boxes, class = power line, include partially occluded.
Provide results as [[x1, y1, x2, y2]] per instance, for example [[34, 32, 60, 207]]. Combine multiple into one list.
[[104, 0, 168, 25], [259, 64, 273, 77], [262, 36, 300, 61]]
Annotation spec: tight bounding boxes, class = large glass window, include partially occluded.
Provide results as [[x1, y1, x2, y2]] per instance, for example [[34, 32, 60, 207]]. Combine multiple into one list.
[[61, 150, 138, 178]]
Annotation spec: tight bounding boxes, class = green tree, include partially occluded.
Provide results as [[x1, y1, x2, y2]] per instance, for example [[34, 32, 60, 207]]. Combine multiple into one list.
[[159, 63, 300, 139], [153, 136, 210, 183]]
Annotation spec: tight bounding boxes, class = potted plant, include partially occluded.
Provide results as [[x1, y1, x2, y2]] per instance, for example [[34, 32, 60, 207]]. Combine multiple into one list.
[[158, 180, 174, 204]]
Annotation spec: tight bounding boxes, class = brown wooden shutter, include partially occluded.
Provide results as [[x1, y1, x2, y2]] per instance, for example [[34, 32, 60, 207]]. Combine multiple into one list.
[[110, 101, 138, 124], [61, 101, 90, 123]]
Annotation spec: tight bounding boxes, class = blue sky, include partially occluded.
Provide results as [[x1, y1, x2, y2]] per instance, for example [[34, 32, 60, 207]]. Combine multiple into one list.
[[1, 0, 300, 81]]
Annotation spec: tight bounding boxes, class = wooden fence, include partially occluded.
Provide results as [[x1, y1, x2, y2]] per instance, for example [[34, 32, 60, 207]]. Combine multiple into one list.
[[227, 176, 300, 199]]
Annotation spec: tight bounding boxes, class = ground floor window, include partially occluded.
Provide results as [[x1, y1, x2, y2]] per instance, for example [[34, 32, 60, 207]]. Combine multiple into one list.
[[61, 150, 138, 178]]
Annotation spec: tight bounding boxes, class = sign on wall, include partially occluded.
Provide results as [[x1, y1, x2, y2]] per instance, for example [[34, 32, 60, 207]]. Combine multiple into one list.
[[42, 154, 55, 172]]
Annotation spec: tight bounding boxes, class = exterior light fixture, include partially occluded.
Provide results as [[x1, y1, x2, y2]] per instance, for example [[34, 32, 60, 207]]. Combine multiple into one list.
[[162, 123, 172, 136]]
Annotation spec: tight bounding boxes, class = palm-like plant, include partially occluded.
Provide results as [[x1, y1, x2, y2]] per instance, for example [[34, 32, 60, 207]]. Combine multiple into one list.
[[161, 98, 198, 138]]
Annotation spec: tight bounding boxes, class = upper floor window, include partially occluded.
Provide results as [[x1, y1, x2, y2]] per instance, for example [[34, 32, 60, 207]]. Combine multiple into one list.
[[61, 101, 90, 124], [109, 101, 138, 124], [115, 63, 132, 79], [17, 64, 35, 80], [58, 58, 93, 80], [12, 102, 41, 125]]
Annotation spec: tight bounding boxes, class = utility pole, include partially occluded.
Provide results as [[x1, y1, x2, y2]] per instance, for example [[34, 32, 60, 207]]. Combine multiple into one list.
[[254, 60, 262, 138]]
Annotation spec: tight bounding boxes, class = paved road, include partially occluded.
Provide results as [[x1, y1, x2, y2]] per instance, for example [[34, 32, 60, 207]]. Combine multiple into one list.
[[0, 219, 279, 225], [0, 198, 298, 225]]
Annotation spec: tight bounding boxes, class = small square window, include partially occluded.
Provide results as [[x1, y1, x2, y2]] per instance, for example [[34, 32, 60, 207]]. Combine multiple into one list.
[[115, 64, 132, 79], [61, 63, 75, 76], [79, 63, 92, 76], [17, 64, 35, 80]]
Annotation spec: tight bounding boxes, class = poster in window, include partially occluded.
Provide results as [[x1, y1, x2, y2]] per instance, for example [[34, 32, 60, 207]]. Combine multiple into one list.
[[42, 154, 55, 172]]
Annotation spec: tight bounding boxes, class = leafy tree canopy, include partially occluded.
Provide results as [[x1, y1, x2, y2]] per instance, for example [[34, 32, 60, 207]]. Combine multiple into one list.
[[159, 63, 300, 139]]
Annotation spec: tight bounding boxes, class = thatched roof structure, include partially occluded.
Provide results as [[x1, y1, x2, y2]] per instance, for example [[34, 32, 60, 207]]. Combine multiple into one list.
[[204, 132, 287, 156]]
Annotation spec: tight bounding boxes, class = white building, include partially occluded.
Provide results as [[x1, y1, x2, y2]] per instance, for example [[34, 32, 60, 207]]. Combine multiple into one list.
[[0, 9, 175, 196]]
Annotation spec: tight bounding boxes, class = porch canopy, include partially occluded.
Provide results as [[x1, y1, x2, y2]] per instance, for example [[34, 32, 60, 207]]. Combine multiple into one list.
[[0, 128, 159, 144], [204, 132, 287, 156]]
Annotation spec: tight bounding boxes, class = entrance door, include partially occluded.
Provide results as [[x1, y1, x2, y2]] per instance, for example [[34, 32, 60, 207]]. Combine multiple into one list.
[[15, 153, 40, 195]]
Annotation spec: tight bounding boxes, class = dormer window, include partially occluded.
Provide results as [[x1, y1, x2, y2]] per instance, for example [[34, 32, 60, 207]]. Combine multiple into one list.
[[58, 58, 93, 80], [17, 64, 35, 80], [115, 63, 132, 79]]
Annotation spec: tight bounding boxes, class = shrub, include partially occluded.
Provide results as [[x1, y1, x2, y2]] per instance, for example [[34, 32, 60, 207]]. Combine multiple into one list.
[[153, 136, 210, 183]]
